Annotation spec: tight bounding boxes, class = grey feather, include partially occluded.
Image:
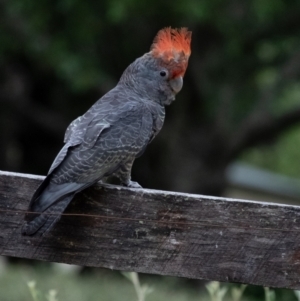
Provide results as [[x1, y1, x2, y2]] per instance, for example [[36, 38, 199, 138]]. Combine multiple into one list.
[[49, 120, 110, 175], [64, 116, 83, 143], [22, 53, 176, 236], [22, 194, 74, 236]]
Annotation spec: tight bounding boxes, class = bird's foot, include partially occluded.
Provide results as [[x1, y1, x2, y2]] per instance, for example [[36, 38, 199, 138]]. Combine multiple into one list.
[[123, 180, 142, 189]]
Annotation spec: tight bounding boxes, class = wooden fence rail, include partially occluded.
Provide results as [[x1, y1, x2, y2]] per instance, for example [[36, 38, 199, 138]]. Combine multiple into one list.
[[1, 170, 300, 289]]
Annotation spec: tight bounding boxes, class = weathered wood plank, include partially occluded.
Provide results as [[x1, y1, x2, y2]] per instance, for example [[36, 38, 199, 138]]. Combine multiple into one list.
[[0, 170, 300, 289]]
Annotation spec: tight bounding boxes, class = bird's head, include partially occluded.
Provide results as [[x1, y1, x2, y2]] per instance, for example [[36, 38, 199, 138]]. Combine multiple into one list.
[[120, 27, 192, 106]]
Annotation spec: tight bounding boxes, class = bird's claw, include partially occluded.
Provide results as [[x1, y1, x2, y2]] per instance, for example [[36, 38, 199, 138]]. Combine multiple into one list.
[[124, 181, 142, 188]]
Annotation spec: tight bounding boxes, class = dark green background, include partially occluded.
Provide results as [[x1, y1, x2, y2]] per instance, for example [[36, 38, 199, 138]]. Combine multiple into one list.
[[1, 0, 300, 195]]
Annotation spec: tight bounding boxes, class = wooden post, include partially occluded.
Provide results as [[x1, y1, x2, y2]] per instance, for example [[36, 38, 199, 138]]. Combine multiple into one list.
[[0, 170, 300, 289]]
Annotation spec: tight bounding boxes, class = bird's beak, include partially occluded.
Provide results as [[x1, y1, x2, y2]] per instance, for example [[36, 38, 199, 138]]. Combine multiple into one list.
[[169, 76, 183, 94]]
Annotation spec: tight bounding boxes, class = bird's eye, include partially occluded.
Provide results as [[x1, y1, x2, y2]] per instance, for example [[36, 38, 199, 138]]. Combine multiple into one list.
[[160, 71, 167, 77]]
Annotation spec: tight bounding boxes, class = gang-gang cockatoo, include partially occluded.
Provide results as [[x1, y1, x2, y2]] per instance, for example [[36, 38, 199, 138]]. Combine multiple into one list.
[[22, 27, 192, 236]]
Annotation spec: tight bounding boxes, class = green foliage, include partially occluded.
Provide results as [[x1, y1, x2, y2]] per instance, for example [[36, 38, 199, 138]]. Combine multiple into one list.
[[206, 281, 229, 301], [294, 291, 300, 301], [231, 284, 247, 301], [264, 287, 276, 301], [122, 272, 153, 301], [1, 264, 203, 301], [27, 281, 58, 301], [27, 281, 40, 301], [22, 270, 300, 301], [0, 0, 300, 190], [241, 126, 300, 178], [277, 83, 300, 114]]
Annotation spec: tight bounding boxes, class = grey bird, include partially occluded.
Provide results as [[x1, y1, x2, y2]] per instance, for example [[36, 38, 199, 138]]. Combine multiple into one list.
[[22, 27, 192, 235]]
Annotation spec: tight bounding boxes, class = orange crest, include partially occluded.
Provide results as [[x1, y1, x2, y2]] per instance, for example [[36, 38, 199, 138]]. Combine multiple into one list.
[[150, 27, 192, 78]]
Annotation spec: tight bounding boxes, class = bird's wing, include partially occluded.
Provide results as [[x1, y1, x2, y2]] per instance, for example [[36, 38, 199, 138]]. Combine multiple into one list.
[[64, 116, 83, 144], [28, 101, 153, 215], [50, 101, 153, 184], [48, 117, 110, 175]]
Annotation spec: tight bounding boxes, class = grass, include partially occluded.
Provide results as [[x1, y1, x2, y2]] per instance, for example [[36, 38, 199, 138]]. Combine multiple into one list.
[[0, 261, 202, 301], [0, 259, 299, 301]]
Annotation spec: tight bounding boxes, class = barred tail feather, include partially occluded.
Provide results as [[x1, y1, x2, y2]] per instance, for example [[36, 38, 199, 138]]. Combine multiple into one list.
[[21, 195, 74, 236]]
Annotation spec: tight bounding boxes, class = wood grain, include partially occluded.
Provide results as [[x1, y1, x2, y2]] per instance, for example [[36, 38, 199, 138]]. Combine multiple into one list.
[[1, 170, 300, 289]]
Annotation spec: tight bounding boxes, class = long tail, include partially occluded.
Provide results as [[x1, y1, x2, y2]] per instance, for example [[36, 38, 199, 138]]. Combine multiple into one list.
[[21, 194, 74, 236]]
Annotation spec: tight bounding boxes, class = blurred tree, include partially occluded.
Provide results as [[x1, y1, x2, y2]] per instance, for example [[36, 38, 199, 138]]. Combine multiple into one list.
[[0, 0, 300, 195]]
